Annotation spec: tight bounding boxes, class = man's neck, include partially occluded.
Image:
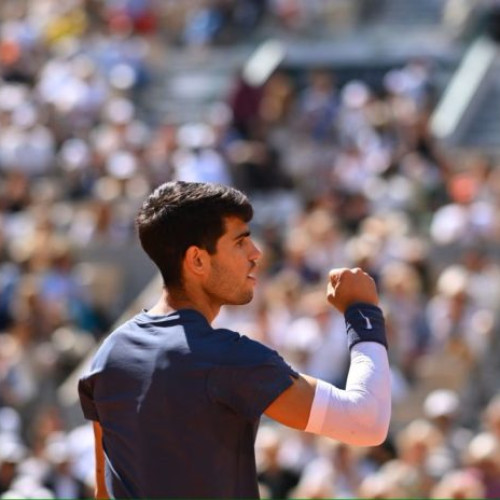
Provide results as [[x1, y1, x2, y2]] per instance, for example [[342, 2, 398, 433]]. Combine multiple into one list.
[[148, 288, 220, 324]]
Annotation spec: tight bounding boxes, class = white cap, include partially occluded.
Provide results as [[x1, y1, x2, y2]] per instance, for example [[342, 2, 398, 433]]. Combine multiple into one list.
[[106, 150, 137, 179], [0, 436, 26, 464], [0, 407, 21, 435], [104, 97, 134, 124], [341, 80, 370, 108], [59, 138, 90, 171], [424, 389, 459, 418], [467, 432, 500, 464], [0, 85, 28, 111], [436, 265, 469, 297]]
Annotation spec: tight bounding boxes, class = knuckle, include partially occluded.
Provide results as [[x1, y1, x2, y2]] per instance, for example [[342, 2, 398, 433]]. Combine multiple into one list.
[[330, 267, 348, 281]]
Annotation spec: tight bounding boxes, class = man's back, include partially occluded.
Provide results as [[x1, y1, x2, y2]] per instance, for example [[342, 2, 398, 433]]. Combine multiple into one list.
[[79, 309, 296, 498]]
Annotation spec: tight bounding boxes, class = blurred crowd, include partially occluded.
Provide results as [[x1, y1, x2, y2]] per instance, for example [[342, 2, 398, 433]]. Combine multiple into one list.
[[255, 391, 500, 498], [1, 0, 500, 498]]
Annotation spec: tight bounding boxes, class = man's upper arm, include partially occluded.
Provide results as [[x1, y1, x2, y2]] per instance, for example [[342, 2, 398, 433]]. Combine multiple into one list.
[[264, 374, 317, 430]]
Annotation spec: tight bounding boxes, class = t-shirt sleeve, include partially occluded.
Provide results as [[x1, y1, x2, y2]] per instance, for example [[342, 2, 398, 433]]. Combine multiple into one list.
[[78, 374, 99, 421], [206, 337, 298, 420]]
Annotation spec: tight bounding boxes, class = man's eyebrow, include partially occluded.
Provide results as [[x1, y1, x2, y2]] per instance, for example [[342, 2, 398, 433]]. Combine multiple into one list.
[[233, 230, 251, 241]]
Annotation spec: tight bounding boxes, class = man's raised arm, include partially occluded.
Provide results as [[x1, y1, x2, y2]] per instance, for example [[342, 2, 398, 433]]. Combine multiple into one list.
[[264, 268, 391, 446]]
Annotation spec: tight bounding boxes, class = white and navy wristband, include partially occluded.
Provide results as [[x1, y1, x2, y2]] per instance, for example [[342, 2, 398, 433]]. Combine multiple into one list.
[[344, 303, 388, 350]]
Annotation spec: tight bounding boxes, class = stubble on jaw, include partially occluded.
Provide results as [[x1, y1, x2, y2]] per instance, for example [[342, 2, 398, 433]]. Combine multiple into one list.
[[206, 260, 255, 306]]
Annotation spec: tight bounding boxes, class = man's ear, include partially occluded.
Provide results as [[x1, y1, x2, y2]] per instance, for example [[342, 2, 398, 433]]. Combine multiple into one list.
[[184, 246, 209, 277]]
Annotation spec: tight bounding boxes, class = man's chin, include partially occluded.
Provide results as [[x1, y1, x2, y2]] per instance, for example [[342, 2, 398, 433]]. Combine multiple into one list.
[[230, 291, 254, 306]]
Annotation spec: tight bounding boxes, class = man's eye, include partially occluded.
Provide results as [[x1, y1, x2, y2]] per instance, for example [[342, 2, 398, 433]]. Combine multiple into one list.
[[236, 239, 244, 247]]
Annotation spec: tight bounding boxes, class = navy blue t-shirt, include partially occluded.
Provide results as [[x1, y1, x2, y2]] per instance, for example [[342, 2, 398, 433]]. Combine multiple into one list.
[[78, 309, 297, 498]]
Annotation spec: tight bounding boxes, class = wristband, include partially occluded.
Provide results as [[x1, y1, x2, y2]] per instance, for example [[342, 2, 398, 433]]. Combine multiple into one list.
[[344, 303, 387, 350]]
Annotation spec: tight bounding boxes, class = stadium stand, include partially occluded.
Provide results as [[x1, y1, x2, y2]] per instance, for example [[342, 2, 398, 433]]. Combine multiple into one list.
[[1, 0, 500, 497]]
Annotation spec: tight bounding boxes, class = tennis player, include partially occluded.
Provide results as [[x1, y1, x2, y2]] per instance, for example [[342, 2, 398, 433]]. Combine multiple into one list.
[[78, 181, 391, 498]]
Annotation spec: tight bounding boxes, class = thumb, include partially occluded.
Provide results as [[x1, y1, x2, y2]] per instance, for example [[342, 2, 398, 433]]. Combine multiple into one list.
[[326, 281, 335, 301]]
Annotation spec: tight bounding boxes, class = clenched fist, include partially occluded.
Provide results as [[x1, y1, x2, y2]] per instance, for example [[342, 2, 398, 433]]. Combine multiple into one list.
[[327, 267, 379, 313]]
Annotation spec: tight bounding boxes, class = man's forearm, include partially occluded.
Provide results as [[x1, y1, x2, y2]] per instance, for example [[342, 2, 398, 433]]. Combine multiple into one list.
[[305, 342, 391, 446], [305, 303, 391, 446]]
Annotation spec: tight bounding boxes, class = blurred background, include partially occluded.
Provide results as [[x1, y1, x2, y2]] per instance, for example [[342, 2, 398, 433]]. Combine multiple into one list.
[[1, 0, 500, 498]]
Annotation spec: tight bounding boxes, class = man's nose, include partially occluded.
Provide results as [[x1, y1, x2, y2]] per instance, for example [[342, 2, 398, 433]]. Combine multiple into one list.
[[249, 240, 262, 261]]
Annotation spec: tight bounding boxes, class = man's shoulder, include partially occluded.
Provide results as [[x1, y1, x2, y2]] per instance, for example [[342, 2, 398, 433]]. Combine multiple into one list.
[[89, 314, 150, 365], [211, 327, 281, 363], [97, 315, 140, 346]]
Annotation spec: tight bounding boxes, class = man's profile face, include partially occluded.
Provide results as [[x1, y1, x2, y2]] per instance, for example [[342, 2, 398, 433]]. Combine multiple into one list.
[[204, 216, 261, 307]]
